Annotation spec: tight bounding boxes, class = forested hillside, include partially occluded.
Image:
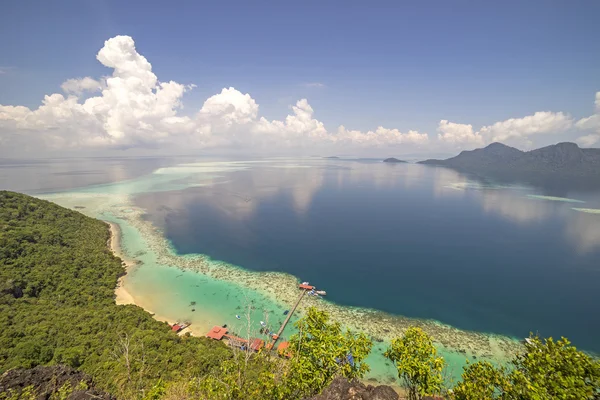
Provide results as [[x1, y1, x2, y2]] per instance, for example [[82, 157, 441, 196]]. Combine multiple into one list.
[[0, 191, 231, 398]]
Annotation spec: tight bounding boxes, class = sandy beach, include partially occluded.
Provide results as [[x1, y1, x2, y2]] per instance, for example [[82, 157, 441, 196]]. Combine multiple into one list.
[[107, 221, 196, 336]]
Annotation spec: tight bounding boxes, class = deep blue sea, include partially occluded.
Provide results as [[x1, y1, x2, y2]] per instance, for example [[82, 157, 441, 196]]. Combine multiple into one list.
[[133, 159, 600, 354]]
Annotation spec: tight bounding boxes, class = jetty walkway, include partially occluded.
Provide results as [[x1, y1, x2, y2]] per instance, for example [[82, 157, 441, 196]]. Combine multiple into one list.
[[270, 287, 307, 347]]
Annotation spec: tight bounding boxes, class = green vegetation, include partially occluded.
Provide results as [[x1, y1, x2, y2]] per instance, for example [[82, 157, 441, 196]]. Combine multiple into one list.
[[0, 191, 230, 398], [179, 308, 372, 400], [283, 307, 373, 398], [1, 190, 599, 399], [384, 327, 445, 400], [452, 335, 600, 399]]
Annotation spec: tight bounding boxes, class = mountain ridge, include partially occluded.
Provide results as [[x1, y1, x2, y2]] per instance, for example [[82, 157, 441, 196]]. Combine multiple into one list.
[[418, 142, 600, 178]]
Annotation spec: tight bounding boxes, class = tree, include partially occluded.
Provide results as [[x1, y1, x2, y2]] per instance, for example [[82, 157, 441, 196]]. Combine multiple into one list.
[[450, 361, 510, 400], [384, 327, 445, 400], [283, 307, 373, 399], [452, 335, 600, 399]]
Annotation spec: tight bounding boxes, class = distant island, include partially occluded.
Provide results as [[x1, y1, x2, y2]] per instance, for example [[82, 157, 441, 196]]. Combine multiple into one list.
[[418, 142, 600, 180], [324, 156, 340, 159], [383, 157, 407, 163]]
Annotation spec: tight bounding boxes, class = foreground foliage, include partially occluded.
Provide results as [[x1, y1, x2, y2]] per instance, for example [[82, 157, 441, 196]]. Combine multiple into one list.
[[452, 335, 600, 399], [181, 307, 372, 399], [283, 307, 373, 398], [385, 327, 445, 400]]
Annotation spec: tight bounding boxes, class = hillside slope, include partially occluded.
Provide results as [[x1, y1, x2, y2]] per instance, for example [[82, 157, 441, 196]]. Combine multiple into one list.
[[0, 191, 230, 398]]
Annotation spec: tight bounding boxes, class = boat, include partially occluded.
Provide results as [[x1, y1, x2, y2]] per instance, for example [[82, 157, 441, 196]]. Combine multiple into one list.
[[302, 281, 309, 285], [316, 290, 326, 296], [283, 310, 289, 315], [260, 321, 266, 327], [172, 322, 191, 333]]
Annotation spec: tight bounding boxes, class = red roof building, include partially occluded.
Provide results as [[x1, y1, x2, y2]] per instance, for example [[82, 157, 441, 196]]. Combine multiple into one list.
[[277, 341, 291, 358], [249, 338, 265, 351], [299, 284, 314, 290], [171, 324, 181, 332], [206, 326, 228, 340]]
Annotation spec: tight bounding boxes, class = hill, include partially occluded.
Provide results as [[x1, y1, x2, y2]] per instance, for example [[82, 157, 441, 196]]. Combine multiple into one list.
[[419, 142, 600, 178], [0, 191, 230, 398], [383, 158, 407, 163]]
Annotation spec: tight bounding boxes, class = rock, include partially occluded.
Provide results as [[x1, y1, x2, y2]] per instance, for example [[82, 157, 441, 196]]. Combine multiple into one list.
[[0, 365, 115, 399], [307, 377, 399, 400]]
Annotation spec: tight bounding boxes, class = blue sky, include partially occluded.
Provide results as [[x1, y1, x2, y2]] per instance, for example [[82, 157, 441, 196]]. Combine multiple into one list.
[[1, 1, 599, 156]]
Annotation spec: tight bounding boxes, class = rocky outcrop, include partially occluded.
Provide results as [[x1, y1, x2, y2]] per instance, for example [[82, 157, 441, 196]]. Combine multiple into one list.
[[0, 365, 114, 399], [307, 377, 400, 400]]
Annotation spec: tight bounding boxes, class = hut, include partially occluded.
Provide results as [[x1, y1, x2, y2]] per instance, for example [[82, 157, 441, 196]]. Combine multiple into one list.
[[206, 326, 228, 340]]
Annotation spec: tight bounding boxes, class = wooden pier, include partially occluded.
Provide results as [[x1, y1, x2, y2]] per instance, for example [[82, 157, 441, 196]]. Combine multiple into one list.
[[206, 282, 323, 354], [270, 286, 308, 347]]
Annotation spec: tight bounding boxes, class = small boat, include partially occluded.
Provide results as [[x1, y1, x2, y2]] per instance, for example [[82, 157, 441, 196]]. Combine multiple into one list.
[[302, 281, 309, 285], [316, 290, 326, 296], [172, 322, 190, 332], [236, 315, 241, 319], [283, 310, 289, 315], [260, 321, 266, 327]]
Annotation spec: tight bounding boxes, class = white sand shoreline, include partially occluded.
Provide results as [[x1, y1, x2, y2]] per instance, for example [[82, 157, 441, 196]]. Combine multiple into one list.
[[107, 220, 195, 336]]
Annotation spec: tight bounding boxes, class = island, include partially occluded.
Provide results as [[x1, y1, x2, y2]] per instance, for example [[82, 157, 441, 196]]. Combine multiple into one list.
[[383, 157, 407, 163], [419, 142, 600, 180]]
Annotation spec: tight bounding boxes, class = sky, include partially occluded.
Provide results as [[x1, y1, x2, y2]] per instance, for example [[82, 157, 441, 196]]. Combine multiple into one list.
[[1, 0, 599, 158]]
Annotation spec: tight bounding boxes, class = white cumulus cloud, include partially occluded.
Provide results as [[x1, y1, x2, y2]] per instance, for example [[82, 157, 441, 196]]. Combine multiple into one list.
[[335, 126, 429, 147], [437, 120, 484, 147], [479, 111, 573, 144], [61, 77, 103, 94], [575, 91, 600, 147], [1, 34, 599, 156], [0, 35, 432, 155], [0, 35, 195, 150], [438, 112, 574, 150]]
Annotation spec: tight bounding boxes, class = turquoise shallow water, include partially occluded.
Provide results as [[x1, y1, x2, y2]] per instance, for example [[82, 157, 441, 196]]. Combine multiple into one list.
[[34, 157, 600, 385], [102, 212, 412, 384], [104, 210, 487, 384], [103, 213, 297, 339]]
